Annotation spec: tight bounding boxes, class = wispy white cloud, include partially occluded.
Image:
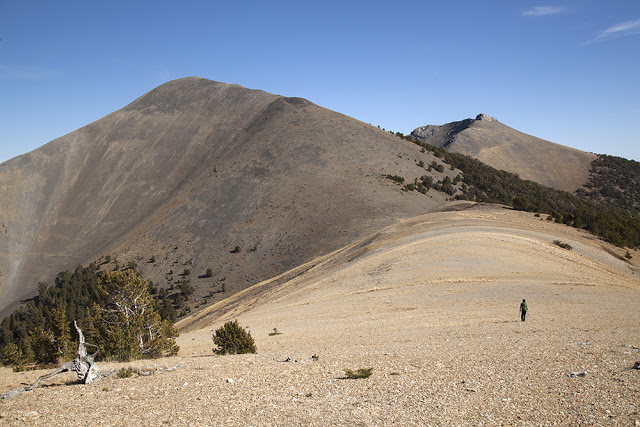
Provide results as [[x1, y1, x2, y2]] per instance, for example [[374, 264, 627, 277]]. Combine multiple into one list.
[[0, 65, 62, 80], [522, 6, 566, 17], [590, 18, 640, 43]]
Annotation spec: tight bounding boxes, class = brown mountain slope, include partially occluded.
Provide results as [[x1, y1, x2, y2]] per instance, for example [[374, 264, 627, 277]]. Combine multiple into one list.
[[411, 114, 597, 192], [0, 77, 457, 318]]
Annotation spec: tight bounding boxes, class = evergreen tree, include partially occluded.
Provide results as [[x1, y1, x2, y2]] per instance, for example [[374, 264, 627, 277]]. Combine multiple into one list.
[[27, 327, 57, 365], [49, 305, 74, 361], [2, 342, 26, 371], [212, 320, 257, 355], [96, 270, 179, 360]]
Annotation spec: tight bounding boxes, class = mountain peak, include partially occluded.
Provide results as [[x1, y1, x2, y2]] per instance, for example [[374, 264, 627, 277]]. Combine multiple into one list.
[[475, 113, 497, 122], [0, 78, 452, 318], [411, 115, 596, 192]]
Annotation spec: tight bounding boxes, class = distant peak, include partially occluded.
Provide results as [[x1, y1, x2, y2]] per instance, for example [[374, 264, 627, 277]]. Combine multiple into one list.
[[475, 114, 497, 122]]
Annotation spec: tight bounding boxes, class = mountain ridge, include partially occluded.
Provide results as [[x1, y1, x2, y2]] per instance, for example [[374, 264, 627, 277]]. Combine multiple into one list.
[[411, 114, 597, 192]]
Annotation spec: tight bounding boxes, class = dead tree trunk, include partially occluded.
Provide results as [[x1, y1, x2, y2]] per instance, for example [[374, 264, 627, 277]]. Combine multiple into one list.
[[27, 321, 99, 389], [1, 321, 100, 400]]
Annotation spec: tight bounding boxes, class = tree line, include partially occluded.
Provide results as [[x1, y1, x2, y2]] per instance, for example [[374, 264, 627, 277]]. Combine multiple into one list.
[[391, 131, 640, 248], [1, 264, 183, 370], [578, 154, 640, 216]]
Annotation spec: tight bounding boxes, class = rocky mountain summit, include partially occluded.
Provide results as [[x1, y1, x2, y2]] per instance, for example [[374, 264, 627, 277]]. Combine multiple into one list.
[[411, 114, 596, 192]]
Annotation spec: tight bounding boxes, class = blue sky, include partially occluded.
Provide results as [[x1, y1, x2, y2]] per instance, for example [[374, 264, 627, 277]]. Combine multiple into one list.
[[1, 0, 639, 164]]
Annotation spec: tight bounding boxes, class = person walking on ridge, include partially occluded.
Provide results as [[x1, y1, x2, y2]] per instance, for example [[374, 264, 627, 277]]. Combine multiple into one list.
[[520, 299, 528, 322]]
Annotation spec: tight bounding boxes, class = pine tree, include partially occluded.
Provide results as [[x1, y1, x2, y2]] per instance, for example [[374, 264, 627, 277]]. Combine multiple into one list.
[[2, 342, 26, 371], [78, 307, 101, 351], [49, 305, 74, 361], [28, 327, 57, 365], [97, 270, 179, 360], [212, 320, 257, 355]]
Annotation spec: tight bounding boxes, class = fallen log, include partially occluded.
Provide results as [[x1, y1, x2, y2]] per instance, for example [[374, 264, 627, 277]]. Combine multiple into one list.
[[1, 321, 101, 400]]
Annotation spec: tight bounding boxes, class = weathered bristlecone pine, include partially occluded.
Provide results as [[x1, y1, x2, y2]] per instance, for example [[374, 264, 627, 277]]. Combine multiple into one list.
[[1, 321, 99, 400]]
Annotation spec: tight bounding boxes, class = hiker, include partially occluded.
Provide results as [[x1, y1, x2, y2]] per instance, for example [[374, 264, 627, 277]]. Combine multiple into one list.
[[520, 299, 528, 322]]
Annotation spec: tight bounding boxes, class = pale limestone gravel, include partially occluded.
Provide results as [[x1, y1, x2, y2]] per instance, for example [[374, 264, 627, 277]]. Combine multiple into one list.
[[1, 208, 639, 425]]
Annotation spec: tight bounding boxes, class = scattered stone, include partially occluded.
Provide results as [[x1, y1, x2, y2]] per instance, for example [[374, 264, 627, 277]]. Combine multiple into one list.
[[226, 378, 234, 383], [632, 361, 640, 370], [568, 371, 587, 378], [282, 357, 298, 363]]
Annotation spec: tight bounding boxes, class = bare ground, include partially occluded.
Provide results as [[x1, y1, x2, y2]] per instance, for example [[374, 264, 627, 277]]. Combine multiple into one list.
[[1, 205, 639, 425]]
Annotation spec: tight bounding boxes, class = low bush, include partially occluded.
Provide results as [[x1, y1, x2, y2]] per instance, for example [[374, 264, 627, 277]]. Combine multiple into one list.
[[117, 367, 137, 379], [213, 320, 257, 355], [343, 368, 373, 379], [552, 240, 573, 250]]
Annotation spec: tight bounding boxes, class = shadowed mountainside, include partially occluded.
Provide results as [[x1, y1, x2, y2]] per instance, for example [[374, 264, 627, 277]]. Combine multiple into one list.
[[411, 114, 597, 192], [0, 77, 457, 319]]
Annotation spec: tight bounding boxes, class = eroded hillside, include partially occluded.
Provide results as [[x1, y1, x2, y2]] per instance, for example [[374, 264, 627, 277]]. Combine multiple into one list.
[[0, 77, 458, 318]]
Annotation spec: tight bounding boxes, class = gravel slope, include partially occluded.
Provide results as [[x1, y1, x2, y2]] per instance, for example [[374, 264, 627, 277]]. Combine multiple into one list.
[[1, 205, 639, 425]]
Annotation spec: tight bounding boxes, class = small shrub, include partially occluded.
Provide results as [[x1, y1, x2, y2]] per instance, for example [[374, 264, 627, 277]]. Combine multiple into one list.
[[213, 320, 257, 355], [117, 367, 137, 379], [625, 251, 633, 260], [344, 368, 373, 379], [268, 328, 282, 336], [384, 174, 404, 184], [311, 354, 319, 361], [552, 240, 573, 250], [183, 268, 191, 276], [231, 246, 241, 253], [205, 268, 213, 277]]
